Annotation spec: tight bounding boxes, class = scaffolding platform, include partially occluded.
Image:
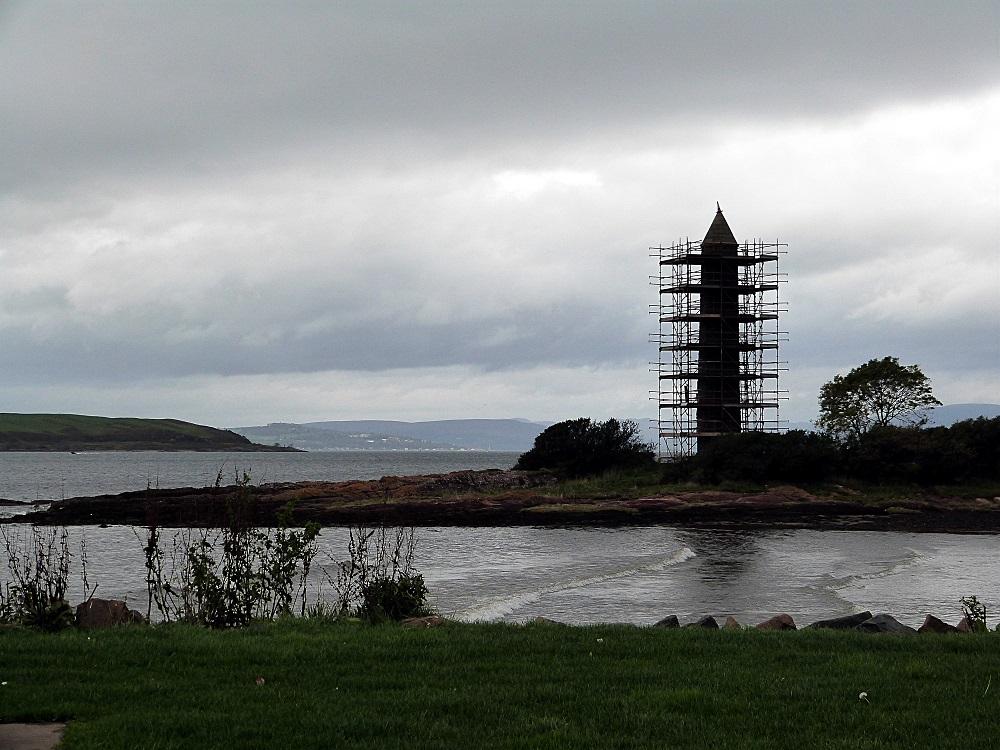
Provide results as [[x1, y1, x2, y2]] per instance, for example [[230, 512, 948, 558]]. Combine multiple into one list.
[[649, 208, 787, 459]]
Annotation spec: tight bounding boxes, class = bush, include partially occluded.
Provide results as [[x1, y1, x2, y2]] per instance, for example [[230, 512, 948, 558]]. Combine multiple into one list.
[[329, 525, 429, 623], [0, 525, 78, 631], [358, 574, 428, 622], [141, 471, 320, 628], [947, 417, 1000, 480], [681, 430, 839, 484], [672, 418, 1000, 486], [515, 418, 655, 478]]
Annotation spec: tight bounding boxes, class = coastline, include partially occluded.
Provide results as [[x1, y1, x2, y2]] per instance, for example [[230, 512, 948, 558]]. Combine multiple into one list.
[[12, 469, 1000, 533]]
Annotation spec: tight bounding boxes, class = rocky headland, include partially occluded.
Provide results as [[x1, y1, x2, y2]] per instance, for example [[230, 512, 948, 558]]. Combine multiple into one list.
[[12, 469, 1000, 532]]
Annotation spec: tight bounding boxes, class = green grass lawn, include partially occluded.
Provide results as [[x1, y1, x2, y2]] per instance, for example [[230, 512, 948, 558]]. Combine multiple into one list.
[[2, 621, 998, 749]]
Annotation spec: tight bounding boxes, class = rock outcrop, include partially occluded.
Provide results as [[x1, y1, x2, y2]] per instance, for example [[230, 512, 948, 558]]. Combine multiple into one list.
[[807, 611, 873, 630], [856, 614, 917, 635], [756, 614, 796, 631], [653, 615, 679, 628], [400, 615, 446, 628], [688, 616, 719, 629], [917, 614, 960, 634], [76, 598, 145, 629]]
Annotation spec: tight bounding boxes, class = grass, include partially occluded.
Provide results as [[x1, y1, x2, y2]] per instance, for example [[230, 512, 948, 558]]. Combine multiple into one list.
[[2, 620, 999, 749]]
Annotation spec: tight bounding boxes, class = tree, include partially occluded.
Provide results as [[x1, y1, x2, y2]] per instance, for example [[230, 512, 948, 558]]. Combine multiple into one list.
[[514, 418, 655, 478], [816, 356, 941, 440]]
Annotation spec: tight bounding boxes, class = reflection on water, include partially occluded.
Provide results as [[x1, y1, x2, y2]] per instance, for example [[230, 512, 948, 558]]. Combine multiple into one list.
[[2, 524, 996, 629], [678, 528, 764, 581]]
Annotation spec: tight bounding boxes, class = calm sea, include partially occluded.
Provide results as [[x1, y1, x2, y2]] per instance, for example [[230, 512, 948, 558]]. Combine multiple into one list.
[[1, 451, 997, 627], [0, 450, 519, 503]]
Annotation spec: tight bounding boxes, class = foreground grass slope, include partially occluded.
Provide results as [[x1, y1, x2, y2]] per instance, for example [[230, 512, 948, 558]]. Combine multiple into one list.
[[2, 621, 998, 749], [0, 413, 289, 451]]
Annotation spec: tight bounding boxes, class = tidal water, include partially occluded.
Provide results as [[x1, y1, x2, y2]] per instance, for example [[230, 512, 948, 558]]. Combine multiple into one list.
[[1, 452, 997, 627], [0, 450, 519, 503]]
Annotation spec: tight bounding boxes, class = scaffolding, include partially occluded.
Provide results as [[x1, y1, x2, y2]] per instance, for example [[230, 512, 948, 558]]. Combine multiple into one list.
[[650, 221, 787, 459]]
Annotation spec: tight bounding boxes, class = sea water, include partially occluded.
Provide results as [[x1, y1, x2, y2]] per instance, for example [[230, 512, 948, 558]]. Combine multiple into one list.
[[1, 452, 997, 627]]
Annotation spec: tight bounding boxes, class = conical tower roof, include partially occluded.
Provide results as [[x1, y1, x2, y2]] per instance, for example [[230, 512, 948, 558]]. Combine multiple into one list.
[[702, 203, 738, 247]]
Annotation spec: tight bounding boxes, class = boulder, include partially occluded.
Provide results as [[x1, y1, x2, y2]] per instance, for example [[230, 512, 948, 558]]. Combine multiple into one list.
[[400, 615, 446, 628], [653, 615, 679, 629], [685, 616, 718, 629], [918, 614, 959, 634], [756, 614, 796, 631], [807, 611, 873, 630], [528, 616, 564, 626], [76, 598, 144, 629], [956, 616, 976, 633], [856, 614, 917, 635], [723, 616, 742, 630]]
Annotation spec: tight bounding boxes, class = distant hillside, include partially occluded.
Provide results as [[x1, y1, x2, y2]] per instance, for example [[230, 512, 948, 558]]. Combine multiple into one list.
[[230, 423, 464, 452], [231, 419, 549, 452], [0, 413, 295, 452], [926, 403, 1000, 427], [783, 404, 1000, 432]]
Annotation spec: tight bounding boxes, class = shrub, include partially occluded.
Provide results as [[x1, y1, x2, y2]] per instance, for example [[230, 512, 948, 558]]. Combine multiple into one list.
[[0, 525, 77, 631], [141, 471, 320, 628], [358, 574, 428, 622], [515, 418, 655, 478], [947, 417, 1000, 480], [685, 430, 839, 484], [960, 595, 989, 633], [328, 525, 429, 623]]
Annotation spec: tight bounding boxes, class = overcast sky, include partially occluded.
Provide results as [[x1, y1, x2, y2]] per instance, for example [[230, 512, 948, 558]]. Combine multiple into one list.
[[1, 1, 998, 428]]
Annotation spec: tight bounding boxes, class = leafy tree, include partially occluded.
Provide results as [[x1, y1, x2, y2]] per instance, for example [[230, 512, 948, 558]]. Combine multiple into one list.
[[816, 356, 940, 441], [515, 418, 655, 478]]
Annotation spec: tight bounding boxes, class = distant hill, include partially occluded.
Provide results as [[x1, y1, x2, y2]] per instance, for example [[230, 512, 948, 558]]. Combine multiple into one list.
[[231, 419, 550, 452], [926, 403, 1000, 427], [783, 404, 1000, 432], [0, 413, 295, 452]]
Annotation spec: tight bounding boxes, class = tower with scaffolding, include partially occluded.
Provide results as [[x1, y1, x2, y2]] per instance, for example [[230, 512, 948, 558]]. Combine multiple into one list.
[[650, 205, 787, 458]]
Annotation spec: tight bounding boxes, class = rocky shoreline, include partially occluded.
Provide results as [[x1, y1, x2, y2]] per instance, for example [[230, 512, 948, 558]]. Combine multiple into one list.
[[8, 469, 1000, 533]]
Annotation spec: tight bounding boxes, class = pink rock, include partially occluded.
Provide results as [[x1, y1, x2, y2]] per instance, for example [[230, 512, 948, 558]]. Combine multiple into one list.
[[756, 614, 796, 631], [76, 598, 144, 629], [401, 615, 446, 628]]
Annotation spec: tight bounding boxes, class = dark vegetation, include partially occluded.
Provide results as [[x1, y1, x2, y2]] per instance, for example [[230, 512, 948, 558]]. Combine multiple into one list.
[[667, 418, 1000, 485], [511, 410, 999, 486], [817, 356, 941, 439], [3, 473, 428, 630], [141, 472, 322, 627], [3, 620, 1000, 749], [514, 418, 655, 477], [0, 412, 296, 451], [0, 525, 79, 631], [514, 359, 996, 488]]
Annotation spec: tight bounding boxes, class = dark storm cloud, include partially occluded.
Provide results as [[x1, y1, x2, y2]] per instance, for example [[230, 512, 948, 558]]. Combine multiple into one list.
[[1, 1, 997, 188]]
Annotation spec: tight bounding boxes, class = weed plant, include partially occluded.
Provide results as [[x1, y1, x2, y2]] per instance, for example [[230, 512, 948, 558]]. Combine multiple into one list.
[[328, 525, 428, 621], [0, 524, 75, 630], [961, 595, 990, 632], [141, 471, 320, 627]]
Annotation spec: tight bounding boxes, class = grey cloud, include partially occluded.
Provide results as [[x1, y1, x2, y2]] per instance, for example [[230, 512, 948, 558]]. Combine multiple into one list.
[[0, 298, 647, 384], [1, 2, 997, 422], [2, 1, 998, 190]]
